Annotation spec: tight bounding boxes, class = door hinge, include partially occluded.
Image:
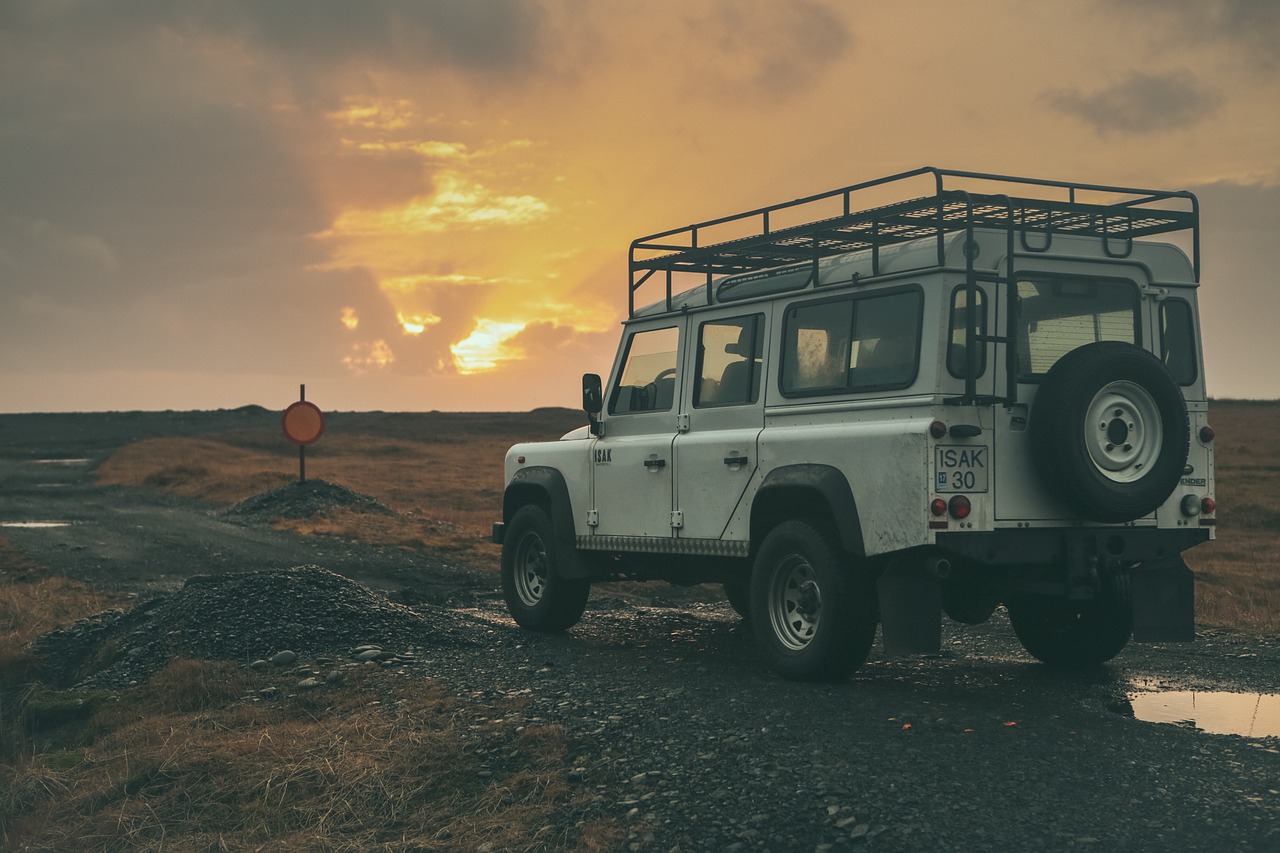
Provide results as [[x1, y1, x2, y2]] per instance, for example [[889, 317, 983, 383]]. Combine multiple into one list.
[[677, 413, 690, 433], [586, 509, 599, 527], [670, 510, 684, 529]]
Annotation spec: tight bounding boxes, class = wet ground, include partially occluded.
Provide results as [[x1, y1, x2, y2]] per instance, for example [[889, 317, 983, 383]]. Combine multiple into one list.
[[2, 411, 1278, 850]]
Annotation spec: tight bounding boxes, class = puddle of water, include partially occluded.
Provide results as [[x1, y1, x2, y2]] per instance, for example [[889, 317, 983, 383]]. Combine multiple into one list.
[[30, 458, 91, 465], [0, 521, 72, 529], [1121, 689, 1280, 738]]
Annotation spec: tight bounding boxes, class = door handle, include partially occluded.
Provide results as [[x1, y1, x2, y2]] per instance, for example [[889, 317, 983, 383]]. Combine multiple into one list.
[[723, 455, 750, 466], [643, 458, 666, 469]]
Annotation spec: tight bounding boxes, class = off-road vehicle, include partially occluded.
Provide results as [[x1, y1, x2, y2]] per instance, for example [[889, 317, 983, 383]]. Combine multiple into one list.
[[493, 167, 1215, 681]]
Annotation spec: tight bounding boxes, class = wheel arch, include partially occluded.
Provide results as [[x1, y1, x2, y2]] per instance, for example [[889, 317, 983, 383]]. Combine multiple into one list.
[[752, 464, 865, 558], [504, 466, 577, 545]]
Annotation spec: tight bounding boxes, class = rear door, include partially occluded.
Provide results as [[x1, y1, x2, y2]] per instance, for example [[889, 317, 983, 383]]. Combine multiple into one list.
[[992, 270, 1145, 521], [673, 312, 766, 542]]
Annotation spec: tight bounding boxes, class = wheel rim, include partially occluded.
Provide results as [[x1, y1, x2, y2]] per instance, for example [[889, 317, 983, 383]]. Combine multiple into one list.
[[513, 530, 548, 607], [1084, 380, 1163, 484], [767, 554, 822, 651]]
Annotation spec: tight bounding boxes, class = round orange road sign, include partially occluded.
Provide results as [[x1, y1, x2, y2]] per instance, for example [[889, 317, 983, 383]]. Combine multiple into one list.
[[282, 400, 325, 446]]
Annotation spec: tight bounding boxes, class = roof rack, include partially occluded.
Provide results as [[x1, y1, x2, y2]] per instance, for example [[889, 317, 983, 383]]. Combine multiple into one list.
[[628, 166, 1199, 318]]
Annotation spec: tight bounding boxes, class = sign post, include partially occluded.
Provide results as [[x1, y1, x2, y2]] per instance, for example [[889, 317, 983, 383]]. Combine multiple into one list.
[[282, 384, 325, 483]]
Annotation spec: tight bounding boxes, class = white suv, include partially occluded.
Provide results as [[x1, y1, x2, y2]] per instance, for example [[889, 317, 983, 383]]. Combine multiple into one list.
[[493, 167, 1216, 681]]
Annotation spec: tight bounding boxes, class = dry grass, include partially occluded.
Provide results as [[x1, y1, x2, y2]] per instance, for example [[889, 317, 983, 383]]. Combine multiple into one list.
[[4, 411, 624, 851], [1183, 401, 1280, 631], [0, 537, 119, 689], [3, 657, 616, 851], [94, 416, 581, 567]]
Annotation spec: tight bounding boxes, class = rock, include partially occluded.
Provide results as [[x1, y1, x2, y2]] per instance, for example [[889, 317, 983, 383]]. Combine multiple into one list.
[[249, 659, 269, 671], [271, 650, 298, 666], [297, 677, 320, 689]]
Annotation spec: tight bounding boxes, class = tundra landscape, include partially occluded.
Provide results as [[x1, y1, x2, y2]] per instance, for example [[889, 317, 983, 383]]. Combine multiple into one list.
[[1, 402, 1277, 851]]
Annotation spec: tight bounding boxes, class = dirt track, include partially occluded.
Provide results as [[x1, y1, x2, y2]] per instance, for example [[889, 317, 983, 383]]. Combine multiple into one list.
[[2, 411, 1279, 850]]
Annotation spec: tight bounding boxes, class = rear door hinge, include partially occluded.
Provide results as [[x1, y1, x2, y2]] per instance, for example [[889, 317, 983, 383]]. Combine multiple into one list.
[[670, 510, 684, 529], [586, 509, 599, 527], [677, 413, 690, 433]]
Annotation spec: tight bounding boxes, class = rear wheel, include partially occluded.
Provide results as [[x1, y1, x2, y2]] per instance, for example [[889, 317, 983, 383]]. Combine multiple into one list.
[[749, 520, 876, 681], [501, 505, 590, 632], [1007, 585, 1132, 667], [723, 574, 751, 620]]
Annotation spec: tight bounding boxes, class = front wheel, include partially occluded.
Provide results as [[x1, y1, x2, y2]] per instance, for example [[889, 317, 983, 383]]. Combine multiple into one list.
[[749, 520, 876, 681], [1007, 587, 1132, 667], [501, 505, 590, 632]]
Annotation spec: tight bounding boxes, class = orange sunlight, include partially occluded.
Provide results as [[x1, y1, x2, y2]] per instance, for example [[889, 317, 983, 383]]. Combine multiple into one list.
[[450, 320, 527, 375]]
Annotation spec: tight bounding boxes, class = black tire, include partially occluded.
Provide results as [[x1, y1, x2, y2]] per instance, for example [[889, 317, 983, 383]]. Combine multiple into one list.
[[1007, 589, 1132, 667], [749, 520, 876, 681], [501, 505, 590, 632], [942, 586, 998, 625], [1030, 341, 1188, 523], [723, 574, 751, 620]]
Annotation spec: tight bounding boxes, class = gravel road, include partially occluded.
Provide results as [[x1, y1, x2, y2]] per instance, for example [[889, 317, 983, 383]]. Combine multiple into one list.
[[2, 412, 1278, 851]]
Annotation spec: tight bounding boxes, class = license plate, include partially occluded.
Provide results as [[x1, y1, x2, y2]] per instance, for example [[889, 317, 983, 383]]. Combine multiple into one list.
[[934, 445, 989, 493]]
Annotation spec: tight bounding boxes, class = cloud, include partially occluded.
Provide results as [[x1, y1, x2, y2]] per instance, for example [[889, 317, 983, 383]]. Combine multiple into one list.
[[689, 0, 854, 98], [324, 172, 551, 237], [0, 0, 548, 78], [1113, 0, 1280, 70], [1044, 71, 1224, 135]]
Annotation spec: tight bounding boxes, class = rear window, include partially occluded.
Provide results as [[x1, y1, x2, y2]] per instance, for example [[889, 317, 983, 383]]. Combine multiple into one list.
[[1160, 299, 1198, 385], [1015, 278, 1138, 380], [781, 288, 922, 396]]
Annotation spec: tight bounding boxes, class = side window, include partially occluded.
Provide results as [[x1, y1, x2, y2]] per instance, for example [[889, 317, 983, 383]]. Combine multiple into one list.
[[1015, 278, 1138, 380], [1160, 299, 1197, 385], [609, 326, 680, 415], [695, 315, 763, 408], [947, 286, 987, 378], [781, 289, 922, 396], [783, 299, 853, 393]]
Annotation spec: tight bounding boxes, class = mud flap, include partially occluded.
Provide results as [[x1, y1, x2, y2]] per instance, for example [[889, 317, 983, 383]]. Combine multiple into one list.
[[1130, 557, 1195, 643], [877, 559, 942, 656]]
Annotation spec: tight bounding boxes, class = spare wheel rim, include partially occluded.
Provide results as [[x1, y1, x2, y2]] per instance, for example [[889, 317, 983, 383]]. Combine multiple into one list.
[[1084, 380, 1163, 484]]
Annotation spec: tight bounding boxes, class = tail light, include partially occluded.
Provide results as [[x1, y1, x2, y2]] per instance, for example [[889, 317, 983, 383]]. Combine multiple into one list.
[[930, 420, 948, 439], [1201, 497, 1215, 514], [930, 498, 947, 516], [948, 495, 971, 520], [1199, 425, 1215, 443]]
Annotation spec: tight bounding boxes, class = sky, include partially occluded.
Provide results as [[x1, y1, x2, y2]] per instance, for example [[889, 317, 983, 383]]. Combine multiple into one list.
[[1, 0, 1278, 413]]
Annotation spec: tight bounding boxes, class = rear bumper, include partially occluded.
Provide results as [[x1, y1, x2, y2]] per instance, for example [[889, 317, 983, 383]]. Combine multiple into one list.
[[934, 527, 1209, 569], [491, 522, 506, 545]]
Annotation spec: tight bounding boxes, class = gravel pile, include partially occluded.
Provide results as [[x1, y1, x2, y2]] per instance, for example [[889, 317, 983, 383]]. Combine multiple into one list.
[[222, 479, 392, 523], [28, 566, 473, 689]]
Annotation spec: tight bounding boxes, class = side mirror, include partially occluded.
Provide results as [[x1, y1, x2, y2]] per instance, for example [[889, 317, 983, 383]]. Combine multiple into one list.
[[582, 373, 603, 436]]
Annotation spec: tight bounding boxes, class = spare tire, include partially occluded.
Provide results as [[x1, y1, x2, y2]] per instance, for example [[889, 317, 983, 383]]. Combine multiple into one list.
[[1030, 341, 1188, 523]]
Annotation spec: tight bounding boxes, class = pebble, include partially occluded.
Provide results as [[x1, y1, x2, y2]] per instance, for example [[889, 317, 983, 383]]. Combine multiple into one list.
[[270, 650, 298, 666]]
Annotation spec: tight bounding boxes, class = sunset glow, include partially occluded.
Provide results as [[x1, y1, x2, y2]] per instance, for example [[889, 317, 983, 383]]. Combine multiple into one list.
[[2, 2, 1278, 412], [451, 321, 527, 375], [398, 311, 442, 336]]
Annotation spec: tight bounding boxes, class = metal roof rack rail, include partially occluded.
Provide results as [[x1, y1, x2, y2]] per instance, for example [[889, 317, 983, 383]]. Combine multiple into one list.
[[627, 166, 1199, 318]]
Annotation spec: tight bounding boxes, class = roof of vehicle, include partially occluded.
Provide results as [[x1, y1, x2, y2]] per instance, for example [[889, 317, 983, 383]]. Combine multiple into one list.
[[628, 167, 1199, 318]]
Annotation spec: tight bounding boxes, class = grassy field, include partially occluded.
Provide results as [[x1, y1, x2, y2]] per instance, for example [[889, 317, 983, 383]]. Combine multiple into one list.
[[1, 402, 1276, 849], [89, 403, 1280, 632]]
